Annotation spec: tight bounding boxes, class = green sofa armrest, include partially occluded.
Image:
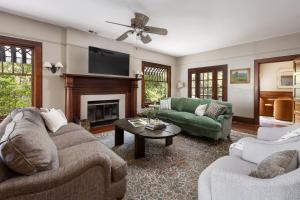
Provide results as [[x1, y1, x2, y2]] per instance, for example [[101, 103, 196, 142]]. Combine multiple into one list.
[[216, 113, 233, 139], [217, 113, 233, 123]]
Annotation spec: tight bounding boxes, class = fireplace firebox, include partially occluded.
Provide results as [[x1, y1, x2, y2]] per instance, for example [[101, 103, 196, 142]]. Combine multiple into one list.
[[87, 100, 119, 127]]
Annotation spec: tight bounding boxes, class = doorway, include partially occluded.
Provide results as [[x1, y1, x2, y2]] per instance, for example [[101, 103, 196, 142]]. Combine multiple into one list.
[[254, 54, 300, 125]]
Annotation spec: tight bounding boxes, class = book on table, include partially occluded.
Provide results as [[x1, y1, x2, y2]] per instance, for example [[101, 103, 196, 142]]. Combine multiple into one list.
[[145, 123, 166, 131], [128, 118, 147, 127]]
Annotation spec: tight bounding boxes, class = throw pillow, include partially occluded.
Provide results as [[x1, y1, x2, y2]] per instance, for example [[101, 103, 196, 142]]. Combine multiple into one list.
[[195, 104, 207, 116], [204, 102, 226, 119], [41, 109, 68, 132], [160, 98, 171, 110], [12, 108, 45, 128], [0, 119, 59, 175], [50, 108, 68, 122], [249, 150, 298, 179], [0, 115, 12, 139]]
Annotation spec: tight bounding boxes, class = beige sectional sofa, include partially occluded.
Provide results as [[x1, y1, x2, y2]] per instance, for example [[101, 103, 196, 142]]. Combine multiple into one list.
[[0, 109, 127, 200]]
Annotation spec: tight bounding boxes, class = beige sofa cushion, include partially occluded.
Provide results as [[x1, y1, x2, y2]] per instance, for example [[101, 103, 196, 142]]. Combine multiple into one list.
[[0, 115, 16, 183], [52, 129, 96, 150], [0, 118, 59, 175], [59, 140, 127, 182], [51, 123, 85, 137]]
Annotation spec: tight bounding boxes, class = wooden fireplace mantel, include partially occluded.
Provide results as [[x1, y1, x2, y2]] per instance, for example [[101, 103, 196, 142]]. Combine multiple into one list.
[[62, 73, 141, 123]]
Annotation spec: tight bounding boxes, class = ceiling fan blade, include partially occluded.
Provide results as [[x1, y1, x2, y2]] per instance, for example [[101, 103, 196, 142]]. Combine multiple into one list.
[[132, 12, 149, 27], [144, 26, 168, 35], [116, 30, 134, 41], [141, 34, 152, 44], [105, 21, 132, 28]]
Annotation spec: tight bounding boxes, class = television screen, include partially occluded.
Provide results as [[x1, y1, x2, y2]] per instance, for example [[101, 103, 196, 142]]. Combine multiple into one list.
[[88, 46, 129, 76]]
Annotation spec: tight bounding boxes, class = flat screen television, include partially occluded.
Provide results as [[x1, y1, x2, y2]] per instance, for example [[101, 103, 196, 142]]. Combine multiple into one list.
[[88, 46, 129, 76]]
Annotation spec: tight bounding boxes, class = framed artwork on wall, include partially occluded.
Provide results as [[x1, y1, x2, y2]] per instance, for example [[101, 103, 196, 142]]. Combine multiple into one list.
[[277, 68, 293, 89], [230, 68, 250, 84]]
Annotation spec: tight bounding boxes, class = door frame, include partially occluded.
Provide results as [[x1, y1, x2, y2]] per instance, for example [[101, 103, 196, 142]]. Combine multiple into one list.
[[188, 65, 228, 101], [0, 35, 43, 108], [254, 54, 300, 124]]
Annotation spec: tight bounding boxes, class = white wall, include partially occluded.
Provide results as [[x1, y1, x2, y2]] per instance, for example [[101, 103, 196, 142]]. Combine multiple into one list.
[[260, 61, 293, 92], [176, 33, 300, 118], [65, 28, 176, 113], [0, 11, 66, 111], [0, 12, 176, 114], [2, 11, 300, 119]]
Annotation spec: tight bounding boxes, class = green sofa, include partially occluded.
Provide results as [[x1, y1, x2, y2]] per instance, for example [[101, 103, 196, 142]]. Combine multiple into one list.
[[156, 97, 233, 140]]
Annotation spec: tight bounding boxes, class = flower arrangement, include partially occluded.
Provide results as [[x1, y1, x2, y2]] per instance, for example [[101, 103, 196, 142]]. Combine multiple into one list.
[[142, 107, 157, 124]]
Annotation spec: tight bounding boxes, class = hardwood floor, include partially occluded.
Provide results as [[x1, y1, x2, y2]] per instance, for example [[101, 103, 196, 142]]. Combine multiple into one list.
[[232, 121, 259, 135], [232, 120, 290, 135]]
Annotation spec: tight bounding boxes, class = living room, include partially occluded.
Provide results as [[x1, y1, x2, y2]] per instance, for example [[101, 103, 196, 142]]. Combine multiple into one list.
[[0, 1, 300, 200]]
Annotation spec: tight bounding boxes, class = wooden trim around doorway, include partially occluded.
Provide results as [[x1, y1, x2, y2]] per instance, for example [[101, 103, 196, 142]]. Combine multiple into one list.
[[254, 54, 300, 124]]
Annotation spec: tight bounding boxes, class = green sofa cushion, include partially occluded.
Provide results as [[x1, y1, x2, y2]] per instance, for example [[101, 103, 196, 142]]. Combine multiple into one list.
[[168, 112, 195, 124], [181, 98, 202, 113], [171, 98, 186, 111], [156, 110, 178, 119], [187, 115, 222, 131]]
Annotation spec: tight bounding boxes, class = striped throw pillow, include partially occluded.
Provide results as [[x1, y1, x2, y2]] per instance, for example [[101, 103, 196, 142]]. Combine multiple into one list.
[[160, 98, 171, 110]]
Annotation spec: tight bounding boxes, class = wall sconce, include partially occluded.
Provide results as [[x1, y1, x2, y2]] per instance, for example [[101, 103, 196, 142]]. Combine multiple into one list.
[[177, 81, 185, 89], [135, 71, 143, 79], [43, 62, 64, 74]]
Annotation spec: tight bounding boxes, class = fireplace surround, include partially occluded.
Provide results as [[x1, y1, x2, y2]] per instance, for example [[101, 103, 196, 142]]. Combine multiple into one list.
[[63, 73, 140, 132]]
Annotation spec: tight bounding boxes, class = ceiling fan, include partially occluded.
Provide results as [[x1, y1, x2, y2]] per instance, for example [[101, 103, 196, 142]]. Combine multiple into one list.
[[106, 13, 168, 44]]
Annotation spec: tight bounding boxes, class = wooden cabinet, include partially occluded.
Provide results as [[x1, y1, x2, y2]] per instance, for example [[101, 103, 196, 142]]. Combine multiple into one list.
[[293, 58, 300, 123]]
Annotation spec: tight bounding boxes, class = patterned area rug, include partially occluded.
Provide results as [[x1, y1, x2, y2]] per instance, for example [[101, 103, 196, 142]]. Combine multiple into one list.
[[97, 130, 254, 200]]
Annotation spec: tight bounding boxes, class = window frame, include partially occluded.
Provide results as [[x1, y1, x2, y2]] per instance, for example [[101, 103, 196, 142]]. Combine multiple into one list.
[[0, 35, 42, 119], [141, 61, 171, 108], [188, 65, 228, 101]]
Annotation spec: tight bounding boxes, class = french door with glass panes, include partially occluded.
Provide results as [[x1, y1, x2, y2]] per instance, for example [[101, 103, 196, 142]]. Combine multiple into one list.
[[188, 65, 228, 101]]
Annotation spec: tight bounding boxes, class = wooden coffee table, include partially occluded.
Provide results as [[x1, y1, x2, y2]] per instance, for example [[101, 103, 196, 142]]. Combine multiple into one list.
[[113, 118, 181, 159]]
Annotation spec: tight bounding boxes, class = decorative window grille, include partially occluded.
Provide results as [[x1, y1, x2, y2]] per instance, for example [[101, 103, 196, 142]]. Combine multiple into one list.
[[142, 62, 171, 106]]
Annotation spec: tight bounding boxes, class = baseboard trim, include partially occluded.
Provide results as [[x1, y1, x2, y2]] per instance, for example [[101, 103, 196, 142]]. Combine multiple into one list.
[[90, 124, 114, 134], [233, 116, 256, 124]]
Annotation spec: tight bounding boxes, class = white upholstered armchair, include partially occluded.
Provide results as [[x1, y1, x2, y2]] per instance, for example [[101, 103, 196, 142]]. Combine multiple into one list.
[[198, 124, 300, 200]]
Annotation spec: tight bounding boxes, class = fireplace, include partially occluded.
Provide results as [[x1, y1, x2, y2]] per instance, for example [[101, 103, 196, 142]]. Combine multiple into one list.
[[63, 73, 140, 133], [88, 100, 119, 127]]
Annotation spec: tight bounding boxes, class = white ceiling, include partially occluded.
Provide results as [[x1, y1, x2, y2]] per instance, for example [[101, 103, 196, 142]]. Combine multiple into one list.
[[1, 0, 300, 57]]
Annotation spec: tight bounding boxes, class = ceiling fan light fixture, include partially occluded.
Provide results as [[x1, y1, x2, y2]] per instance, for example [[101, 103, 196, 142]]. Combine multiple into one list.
[[127, 30, 134, 36], [106, 12, 168, 44]]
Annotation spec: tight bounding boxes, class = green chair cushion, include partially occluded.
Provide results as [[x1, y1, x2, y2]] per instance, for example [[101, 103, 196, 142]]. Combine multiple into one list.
[[187, 115, 222, 131]]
